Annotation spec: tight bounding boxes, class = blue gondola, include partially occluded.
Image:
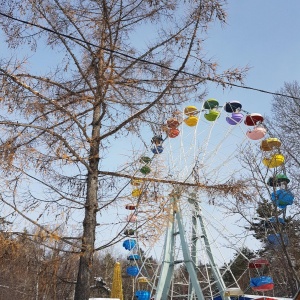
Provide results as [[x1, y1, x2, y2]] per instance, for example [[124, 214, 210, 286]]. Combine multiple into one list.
[[268, 216, 285, 224], [127, 254, 141, 261], [267, 233, 288, 246], [250, 276, 274, 291], [271, 189, 294, 209], [151, 145, 163, 154], [126, 265, 139, 276], [135, 290, 151, 300], [123, 239, 137, 250]]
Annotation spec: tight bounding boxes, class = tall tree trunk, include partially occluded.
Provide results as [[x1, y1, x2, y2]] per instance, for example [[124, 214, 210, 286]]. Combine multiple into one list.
[[74, 172, 98, 300], [74, 104, 101, 300]]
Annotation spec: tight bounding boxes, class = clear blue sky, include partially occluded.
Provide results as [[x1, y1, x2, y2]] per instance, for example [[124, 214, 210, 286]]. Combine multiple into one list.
[[204, 0, 300, 115]]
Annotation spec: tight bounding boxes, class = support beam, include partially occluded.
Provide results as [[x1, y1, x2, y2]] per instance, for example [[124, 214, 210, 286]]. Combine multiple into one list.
[[191, 199, 230, 300], [154, 195, 205, 300]]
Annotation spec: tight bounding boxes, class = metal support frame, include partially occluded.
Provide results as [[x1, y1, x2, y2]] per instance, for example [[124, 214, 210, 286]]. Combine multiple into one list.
[[154, 205, 175, 300], [188, 203, 198, 300], [154, 193, 232, 300], [191, 198, 230, 300], [154, 195, 205, 300]]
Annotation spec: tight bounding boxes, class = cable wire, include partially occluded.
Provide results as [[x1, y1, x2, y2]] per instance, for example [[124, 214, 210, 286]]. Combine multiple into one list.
[[0, 11, 299, 101]]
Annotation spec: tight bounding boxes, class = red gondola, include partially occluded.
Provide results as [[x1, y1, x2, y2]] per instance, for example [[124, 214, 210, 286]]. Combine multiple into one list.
[[248, 258, 269, 269]]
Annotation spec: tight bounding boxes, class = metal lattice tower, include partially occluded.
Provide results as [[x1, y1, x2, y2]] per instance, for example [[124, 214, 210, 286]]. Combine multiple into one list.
[[154, 193, 231, 300]]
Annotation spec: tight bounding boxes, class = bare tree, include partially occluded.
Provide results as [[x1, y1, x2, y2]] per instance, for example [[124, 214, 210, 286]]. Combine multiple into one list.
[[0, 228, 81, 299], [231, 83, 300, 295], [267, 81, 300, 190], [0, 1, 248, 298]]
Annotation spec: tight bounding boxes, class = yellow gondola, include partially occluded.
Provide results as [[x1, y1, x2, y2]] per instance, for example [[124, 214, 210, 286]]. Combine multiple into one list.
[[131, 179, 143, 186], [184, 106, 198, 116], [262, 154, 285, 168], [138, 277, 149, 284], [132, 189, 142, 197], [184, 116, 198, 126], [260, 138, 281, 151]]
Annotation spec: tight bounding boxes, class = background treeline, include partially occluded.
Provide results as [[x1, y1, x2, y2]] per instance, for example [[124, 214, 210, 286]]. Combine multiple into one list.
[[1, 222, 300, 299], [0, 229, 158, 300]]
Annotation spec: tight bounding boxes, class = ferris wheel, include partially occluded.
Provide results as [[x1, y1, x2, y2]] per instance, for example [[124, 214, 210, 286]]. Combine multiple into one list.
[[118, 99, 294, 300]]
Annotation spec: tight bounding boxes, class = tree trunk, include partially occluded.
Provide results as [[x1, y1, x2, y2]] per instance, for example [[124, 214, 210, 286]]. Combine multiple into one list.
[[74, 170, 99, 300], [74, 104, 101, 299]]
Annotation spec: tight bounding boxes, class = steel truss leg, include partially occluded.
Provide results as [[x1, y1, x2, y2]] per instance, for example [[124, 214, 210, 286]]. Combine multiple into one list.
[[154, 196, 205, 300], [191, 198, 230, 300]]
